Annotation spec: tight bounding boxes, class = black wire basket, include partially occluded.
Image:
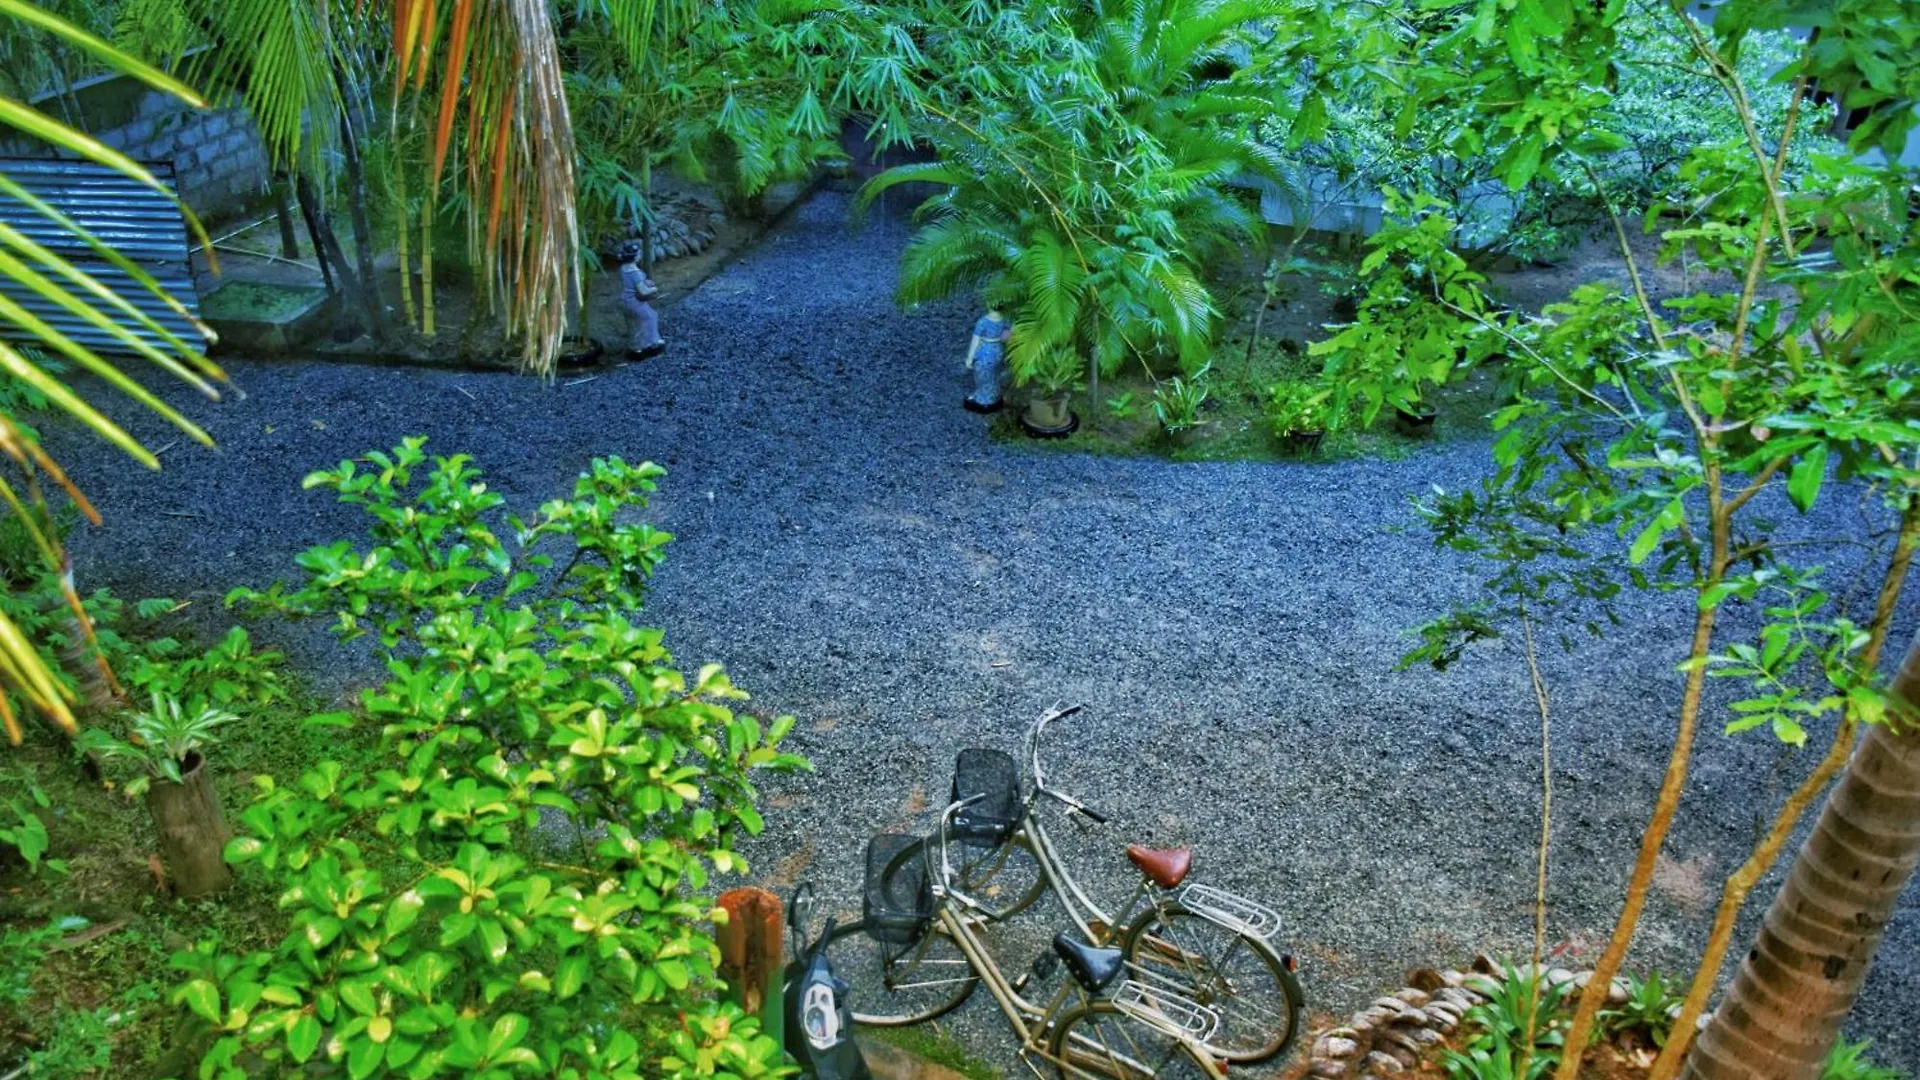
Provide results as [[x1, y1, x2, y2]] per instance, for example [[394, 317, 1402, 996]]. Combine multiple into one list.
[[863, 832, 933, 944], [950, 748, 1021, 849]]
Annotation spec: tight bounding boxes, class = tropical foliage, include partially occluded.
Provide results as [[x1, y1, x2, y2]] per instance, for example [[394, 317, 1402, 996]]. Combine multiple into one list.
[[1, 0, 583, 746], [1276, 5, 1833, 260], [1309, 190, 1501, 425], [862, 0, 1290, 385]]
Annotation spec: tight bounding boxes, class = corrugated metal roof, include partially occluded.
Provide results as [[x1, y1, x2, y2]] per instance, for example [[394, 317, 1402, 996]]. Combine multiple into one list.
[[0, 156, 206, 357]]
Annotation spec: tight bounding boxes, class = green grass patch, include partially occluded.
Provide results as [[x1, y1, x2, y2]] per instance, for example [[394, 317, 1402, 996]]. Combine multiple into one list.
[[200, 281, 329, 323], [862, 1023, 1006, 1080], [0, 657, 377, 1078]]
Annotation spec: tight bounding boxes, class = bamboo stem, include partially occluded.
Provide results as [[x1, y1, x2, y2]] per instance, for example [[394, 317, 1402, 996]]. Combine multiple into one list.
[[421, 201, 436, 336], [397, 187, 418, 332]]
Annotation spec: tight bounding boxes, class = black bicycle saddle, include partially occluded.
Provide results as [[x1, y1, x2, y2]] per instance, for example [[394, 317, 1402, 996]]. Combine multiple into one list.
[[1053, 933, 1125, 992]]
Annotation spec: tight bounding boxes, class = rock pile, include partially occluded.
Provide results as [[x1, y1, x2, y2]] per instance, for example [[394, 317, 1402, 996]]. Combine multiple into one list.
[[1306, 957, 1634, 1080], [600, 191, 726, 263]]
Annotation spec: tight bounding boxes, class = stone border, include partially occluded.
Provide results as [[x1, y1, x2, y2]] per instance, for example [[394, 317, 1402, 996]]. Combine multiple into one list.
[[1307, 956, 1636, 1080]]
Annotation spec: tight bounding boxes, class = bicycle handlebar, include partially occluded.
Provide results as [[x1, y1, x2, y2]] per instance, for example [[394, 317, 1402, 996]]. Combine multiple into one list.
[[1025, 702, 1111, 825]]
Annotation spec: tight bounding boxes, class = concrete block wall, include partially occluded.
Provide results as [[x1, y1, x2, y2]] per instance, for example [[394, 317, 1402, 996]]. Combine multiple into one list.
[[0, 70, 272, 224]]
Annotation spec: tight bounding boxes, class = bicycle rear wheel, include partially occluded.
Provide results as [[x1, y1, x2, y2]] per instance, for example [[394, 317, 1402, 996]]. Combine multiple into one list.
[[821, 918, 979, 1026], [882, 832, 1048, 922], [1120, 902, 1302, 1064], [1048, 1000, 1221, 1079]]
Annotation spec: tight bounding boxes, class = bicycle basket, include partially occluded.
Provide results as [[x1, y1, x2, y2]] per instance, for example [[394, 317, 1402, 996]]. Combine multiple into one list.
[[950, 748, 1020, 848], [863, 832, 933, 945]]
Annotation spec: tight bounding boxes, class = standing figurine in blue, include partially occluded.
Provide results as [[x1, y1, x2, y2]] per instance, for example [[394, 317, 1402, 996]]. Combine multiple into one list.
[[618, 241, 666, 360], [963, 308, 1011, 412]]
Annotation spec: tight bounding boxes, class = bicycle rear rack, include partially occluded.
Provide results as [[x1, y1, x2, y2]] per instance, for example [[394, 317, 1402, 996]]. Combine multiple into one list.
[[1111, 980, 1221, 1044], [1178, 883, 1282, 940]]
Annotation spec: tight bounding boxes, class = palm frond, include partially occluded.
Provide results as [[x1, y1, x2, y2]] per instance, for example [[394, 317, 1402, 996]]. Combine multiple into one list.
[[896, 215, 1018, 306], [176, 0, 340, 176], [398, 0, 578, 372], [1155, 0, 1289, 75], [1015, 228, 1088, 339], [602, 0, 703, 74], [856, 161, 978, 216], [0, 3, 229, 744]]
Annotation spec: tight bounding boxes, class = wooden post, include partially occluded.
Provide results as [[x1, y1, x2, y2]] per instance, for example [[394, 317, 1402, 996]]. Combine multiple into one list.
[[718, 887, 785, 1048], [145, 752, 232, 898]]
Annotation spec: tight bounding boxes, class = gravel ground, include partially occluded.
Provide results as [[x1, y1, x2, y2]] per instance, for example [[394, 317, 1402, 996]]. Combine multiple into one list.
[[46, 191, 1919, 1075]]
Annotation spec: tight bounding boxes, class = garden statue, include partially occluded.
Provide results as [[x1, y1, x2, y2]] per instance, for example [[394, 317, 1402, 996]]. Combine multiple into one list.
[[618, 240, 665, 360], [963, 308, 1011, 411]]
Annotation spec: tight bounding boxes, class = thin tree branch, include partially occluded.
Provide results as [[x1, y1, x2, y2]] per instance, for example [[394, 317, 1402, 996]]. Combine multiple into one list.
[[1650, 497, 1920, 1080]]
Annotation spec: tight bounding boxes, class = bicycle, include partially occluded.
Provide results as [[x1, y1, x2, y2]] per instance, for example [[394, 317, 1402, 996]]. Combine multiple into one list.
[[821, 796, 1230, 1079], [845, 703, 1304, 1063]]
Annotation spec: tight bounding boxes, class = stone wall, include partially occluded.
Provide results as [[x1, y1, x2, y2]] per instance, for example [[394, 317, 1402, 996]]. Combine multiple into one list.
[[1, 69, 271, 224]]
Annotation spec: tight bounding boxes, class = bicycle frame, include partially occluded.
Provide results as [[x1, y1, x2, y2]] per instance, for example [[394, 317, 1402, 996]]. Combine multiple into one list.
[[1015, 704, 1204, 944], [928, 798, 1226, 1080]]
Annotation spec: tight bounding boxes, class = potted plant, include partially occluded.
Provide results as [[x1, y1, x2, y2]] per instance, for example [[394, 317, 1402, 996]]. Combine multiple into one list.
[[1152, 365, 1211, 446], [79, 693, 239, 898], [1016, 348, 1082, 438], [1268, 380, 1337, 454], [1394, 392, 1438, 433]]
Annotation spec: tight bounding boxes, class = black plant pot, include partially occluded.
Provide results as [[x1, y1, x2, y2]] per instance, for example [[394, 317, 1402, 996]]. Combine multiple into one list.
[[1281, 429, 1326, 455], [557, 335, 606, 368], [1394, 405, 1438, 435]]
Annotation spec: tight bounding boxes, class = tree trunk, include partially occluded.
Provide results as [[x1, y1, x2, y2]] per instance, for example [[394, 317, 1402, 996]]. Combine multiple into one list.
[[292, 174, 337, 294], [274, 180, 302, 260], [1683, 629, 1920, 1080], [145, 751, 232, 898], [335, 100, 392, 342], [1244, 297, 1269, 382]]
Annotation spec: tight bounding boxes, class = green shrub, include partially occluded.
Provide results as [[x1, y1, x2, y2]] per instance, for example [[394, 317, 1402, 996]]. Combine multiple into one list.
[[1267, 380, 1339, 437], [0, 770, 55, 873], [172, 439, 804, 1080]]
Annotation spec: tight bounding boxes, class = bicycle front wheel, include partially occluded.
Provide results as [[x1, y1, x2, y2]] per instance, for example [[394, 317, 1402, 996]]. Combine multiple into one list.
[[821, 917, 979, 1026], [882, 832, 1048, 922], [1120, 902, 1302, 1064], [1048, 1000, 1222, 1080]]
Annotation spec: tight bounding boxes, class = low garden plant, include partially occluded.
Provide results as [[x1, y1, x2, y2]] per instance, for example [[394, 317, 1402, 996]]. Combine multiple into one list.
[[1267, 380, 1340, 450], [1444, 969, 1568, 1080], [165, 439, 806, 1079], [1598, 973, 1685, 1049], [1152, 368, 1211, 439], [1823, 1040, 1905, 1080]]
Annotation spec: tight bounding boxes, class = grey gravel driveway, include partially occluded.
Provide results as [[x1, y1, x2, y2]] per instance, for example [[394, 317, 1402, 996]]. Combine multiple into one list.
[[47, 191, 1918, 1075]]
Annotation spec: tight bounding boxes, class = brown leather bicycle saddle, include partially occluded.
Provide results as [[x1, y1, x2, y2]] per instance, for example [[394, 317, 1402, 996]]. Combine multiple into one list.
[[1126, 845, 1193, 889]]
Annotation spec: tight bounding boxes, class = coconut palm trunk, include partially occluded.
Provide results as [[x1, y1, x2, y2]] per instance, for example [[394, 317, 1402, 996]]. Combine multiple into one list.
[[1682, 629, 1920, 1080]]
